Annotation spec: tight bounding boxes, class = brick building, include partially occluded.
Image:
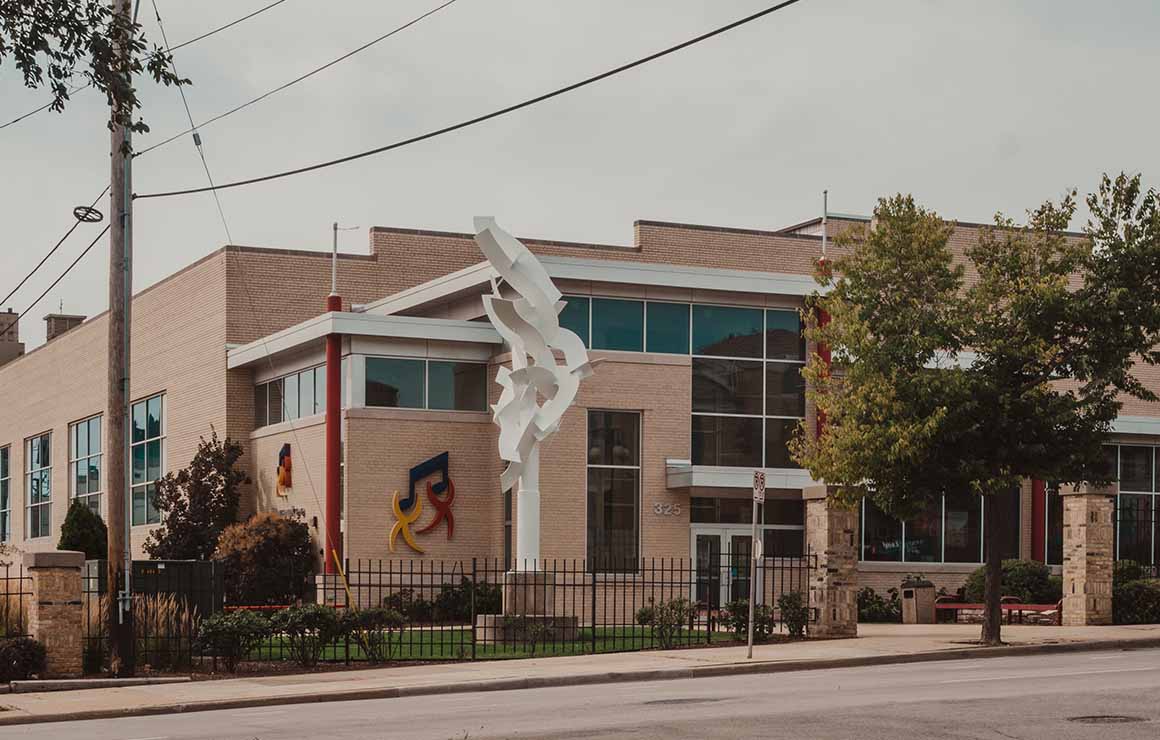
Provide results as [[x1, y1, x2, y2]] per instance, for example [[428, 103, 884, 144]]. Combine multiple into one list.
[[1, 215, 1157, 612]]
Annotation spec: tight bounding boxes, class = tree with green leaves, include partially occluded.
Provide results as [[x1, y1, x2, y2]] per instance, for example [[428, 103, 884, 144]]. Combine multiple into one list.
[[58, 500, 108, 559], [794, 174, 1160, 645], [144, 431, 249, 561], [1, 0, 185, 134]]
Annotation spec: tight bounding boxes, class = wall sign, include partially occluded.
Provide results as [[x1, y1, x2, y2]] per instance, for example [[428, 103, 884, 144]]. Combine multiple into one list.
[[276, 444, 292, 497], [389, 452, 456, 553]]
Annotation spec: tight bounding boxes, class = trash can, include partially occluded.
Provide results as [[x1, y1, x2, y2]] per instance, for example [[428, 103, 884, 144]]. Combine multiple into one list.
[[901, 578, 936, 624]]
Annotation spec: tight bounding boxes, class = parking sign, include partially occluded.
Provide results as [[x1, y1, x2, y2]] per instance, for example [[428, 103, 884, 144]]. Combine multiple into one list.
[[753, 470, 766, 503]]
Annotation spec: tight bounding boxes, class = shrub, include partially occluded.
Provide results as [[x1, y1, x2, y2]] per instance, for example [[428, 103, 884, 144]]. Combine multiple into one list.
[[503, 616, 557, 656], [215, 512, 314, 606], [857, 587, 902, 623], [964, 560, 1060, 604], [432, 577, 503, 622], [635, 597, 694, 649], [269, 604, 346, 667], [778, 592, 809, 639], [194, 610, 271, 672], [0, 637, 46, 681], [1113, 579, 1160, 625], [58, 500, 107, 559], [146, 432, 249, 561], [133, 592, 198, 670], [383, 589, 434, 623], [1115, 560, 1149, 585], [723, 599, 775, 642], [345, 607, 406, 663]]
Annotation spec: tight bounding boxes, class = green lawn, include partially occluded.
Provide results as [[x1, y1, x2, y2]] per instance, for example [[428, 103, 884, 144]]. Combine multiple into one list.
[[245, 626, 740, 663]]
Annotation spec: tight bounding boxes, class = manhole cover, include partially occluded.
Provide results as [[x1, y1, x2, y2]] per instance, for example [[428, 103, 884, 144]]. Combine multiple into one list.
[[1068, 715, 1146, 724], [642, 698, 724, 707]]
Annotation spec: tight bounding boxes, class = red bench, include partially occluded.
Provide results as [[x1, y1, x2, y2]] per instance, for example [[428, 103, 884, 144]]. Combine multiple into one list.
[[934, 596, 1061, 624]]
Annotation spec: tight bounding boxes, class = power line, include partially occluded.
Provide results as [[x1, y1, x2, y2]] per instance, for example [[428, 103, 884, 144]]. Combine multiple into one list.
[[1, 187, 109, 308], [0, 0, 293, 131], [136, 0, 462, 157], [149, 0, 333, 556], [0, 224, 111, 339], [136, 0, 807, 200]]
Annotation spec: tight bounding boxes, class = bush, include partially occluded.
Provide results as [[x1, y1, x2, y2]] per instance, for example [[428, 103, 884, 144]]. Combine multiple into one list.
[[146, 432, 249, 561], [723, 599, 775, 642], [432, 578, 502, 622], [214, 512, 315, 606], [269, 604, 346, 667], [1115, 560, 1149, 585], [1113, 579, 1160, 625], [503, 616, 557, 656], [0, 637, 46, 681], [964, 560, 1061, 604], [858, 587, 902, 623], [384, 589, 434, 623], [635, 597, 694, 649], [195, 610, 271, 672], [778, 592, 809, 638], [58, 500, 107, 559], [345, 607, 406, 663]]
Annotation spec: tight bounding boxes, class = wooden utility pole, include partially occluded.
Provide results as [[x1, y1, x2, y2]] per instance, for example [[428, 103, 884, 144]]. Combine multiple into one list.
[[106, 0, 135, 677]]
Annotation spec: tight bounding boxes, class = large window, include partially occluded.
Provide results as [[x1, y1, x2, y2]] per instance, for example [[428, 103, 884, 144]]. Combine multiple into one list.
[[25, 432, 51, 539], [0, 447, 9, 542], [587, 410, 641, 571], [69, 415, 102, 515], [860, 490, 1018, 564], [254, 364, 326, 427], [591, 298, 644, 352], [365, 358, 487, 412], [690, 497, 805, 556], [692, 308, 804, 468], [131, 394, 164, 526]]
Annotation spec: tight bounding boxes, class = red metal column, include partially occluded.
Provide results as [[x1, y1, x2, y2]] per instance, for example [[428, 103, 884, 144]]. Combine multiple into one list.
[[324, 294, 343, 573], [1030, 478, 1046, 562]]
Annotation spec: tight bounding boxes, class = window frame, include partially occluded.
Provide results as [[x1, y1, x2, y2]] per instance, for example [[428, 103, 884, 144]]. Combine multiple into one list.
[[0, 446, 10, 543], [858, 492, 1006, 565], [364, 356, 488, 413], [253, 364, 328, 428], [24, 431, 52, 540], [69, 414, 103, 516], [130, 393, 166, 527], [585, 409, 643, 573]]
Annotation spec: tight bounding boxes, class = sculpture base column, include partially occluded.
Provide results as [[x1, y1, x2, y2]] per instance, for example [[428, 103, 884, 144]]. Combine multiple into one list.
[[475, 571, 579, 644]]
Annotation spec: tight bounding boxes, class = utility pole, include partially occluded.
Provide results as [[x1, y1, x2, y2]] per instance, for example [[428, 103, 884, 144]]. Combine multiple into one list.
[[106, 0, 135, 677]]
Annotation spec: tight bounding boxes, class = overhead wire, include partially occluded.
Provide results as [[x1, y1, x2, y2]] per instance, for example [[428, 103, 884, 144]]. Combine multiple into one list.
[[136, 0, 807, 199]]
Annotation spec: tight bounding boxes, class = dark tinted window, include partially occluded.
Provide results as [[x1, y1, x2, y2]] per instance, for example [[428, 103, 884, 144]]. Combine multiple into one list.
[[645, 302, 690, 354], [692, 305, 762, 357], [366, 358, 424, 408], [692, 358, 763, 415], [591, 298, 643, 352], [765, 310, 804, 361], [692, 415, 762, 467]]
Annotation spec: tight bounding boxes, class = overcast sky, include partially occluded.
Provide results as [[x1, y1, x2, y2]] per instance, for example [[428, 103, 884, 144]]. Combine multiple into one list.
[[3, 0, 1158, 349]]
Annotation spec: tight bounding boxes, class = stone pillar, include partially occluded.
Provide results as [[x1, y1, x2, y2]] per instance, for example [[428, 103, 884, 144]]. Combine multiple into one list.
[[1061, 482, 1116, 626], [25, 550, 85, 677], [803, 484, 858, 638]]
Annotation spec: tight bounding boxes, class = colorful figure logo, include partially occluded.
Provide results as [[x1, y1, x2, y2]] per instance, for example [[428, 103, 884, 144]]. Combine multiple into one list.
[[276, 444, 292, 497], [389, 452, 455, 553]]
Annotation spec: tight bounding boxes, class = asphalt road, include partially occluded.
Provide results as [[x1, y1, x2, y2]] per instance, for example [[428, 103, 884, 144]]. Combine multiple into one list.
[[5, 648, 1160, 739]]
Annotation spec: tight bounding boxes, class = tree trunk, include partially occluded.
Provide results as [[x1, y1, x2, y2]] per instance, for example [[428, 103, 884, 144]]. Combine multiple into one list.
[[980, 495, 1003, 645]]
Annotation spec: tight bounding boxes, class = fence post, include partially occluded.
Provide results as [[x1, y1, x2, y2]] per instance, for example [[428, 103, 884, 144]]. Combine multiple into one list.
[[470, 558, 477, 661], [590, 564, 597, 655], [25, 550, 85, 677]]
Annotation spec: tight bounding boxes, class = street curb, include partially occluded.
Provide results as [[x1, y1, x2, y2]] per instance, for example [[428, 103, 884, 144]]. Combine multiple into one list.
[[9, 677, 192, 694], [1, 637, 1158, 726]]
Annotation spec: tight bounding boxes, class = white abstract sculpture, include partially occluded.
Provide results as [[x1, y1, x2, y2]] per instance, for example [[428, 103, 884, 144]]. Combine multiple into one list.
[[475, 217, 593, 565]]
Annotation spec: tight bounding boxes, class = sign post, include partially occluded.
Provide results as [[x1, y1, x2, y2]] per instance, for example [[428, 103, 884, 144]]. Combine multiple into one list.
[[747, 470, 766, 659]]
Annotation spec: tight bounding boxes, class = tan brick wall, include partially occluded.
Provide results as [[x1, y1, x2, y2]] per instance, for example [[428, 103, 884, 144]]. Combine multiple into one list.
[[250, 417, 328, 570]]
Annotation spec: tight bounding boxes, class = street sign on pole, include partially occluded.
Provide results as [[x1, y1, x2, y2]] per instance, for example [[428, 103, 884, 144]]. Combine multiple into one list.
[[747, 469, 765, 658]]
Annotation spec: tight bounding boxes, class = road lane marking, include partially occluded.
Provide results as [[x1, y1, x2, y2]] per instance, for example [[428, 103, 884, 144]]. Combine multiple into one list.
[[940, 666, 1159, 684]]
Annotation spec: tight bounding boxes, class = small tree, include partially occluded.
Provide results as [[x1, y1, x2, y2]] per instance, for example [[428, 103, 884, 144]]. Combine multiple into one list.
[[795, 176, 1160, 645], [58, 501, 108, 559], [144, 432, 249, 561]]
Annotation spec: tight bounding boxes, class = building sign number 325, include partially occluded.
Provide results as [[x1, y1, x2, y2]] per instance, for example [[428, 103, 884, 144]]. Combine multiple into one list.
[[653, 502, 682, 516]]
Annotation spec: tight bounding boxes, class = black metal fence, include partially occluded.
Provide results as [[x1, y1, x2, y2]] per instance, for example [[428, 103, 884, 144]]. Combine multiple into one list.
[[0, 563, 31, 639], [80, 551, 815, 671]]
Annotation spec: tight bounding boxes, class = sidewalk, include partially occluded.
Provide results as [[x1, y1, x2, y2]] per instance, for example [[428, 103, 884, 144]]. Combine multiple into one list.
[[3, 623, 1159, 726]]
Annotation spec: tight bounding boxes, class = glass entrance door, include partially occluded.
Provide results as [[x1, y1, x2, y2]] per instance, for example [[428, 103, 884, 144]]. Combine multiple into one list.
[[692, 527, 755, 609]]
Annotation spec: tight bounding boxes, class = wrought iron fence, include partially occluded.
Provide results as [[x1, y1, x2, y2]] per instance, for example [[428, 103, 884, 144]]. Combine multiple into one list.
[[0, 562, 31, 640], [80, 550, 816, 671]]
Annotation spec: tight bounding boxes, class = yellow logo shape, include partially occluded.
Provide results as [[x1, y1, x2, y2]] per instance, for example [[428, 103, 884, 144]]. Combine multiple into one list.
[[389, 490, 424, 553]]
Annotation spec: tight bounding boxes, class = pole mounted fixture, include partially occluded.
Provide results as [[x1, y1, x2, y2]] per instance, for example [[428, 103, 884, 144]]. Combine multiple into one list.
[[72, 205, 104, 223]]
